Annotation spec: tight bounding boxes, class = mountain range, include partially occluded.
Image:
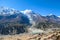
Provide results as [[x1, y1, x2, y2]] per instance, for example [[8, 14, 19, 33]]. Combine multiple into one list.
[[0, 7, 60, 35]]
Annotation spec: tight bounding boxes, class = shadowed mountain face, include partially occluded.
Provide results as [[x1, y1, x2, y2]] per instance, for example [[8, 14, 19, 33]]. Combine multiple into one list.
[[0, 7, 30, 35], [0, 7, 30, 24], [46, 15, 60, 23], [0, 7, 60, 35]]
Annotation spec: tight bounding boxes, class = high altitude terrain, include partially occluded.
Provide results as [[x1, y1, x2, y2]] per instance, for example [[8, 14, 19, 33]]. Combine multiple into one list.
[[0, 7, 60, 35]]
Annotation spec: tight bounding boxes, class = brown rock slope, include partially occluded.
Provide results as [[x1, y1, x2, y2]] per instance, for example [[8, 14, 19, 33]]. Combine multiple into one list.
[[0, 31, 60, 40]]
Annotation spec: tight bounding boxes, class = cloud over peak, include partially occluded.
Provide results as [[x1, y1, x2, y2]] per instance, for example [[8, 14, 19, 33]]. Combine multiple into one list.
[[21, 9, 32, 14]]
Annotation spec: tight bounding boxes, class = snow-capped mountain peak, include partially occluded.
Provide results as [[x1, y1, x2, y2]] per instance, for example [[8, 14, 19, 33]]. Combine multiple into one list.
[[0, 7, 19, 15], [47, 14, 54, 16], [20, 9, 33, 14]]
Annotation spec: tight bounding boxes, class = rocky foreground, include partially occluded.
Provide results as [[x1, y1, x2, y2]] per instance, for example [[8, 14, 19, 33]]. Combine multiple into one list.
[[0, 31, 60, 40]]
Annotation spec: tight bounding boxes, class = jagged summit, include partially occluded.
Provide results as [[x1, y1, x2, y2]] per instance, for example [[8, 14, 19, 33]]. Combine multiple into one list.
[[0, 7, 20, 15]]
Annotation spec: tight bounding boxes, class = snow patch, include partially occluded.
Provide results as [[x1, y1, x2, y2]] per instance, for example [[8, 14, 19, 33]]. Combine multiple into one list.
[[21, 9, 32, 14]]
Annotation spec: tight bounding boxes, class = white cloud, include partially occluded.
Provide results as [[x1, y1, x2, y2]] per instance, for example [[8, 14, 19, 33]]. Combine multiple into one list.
[[20, 9, 32, 14]]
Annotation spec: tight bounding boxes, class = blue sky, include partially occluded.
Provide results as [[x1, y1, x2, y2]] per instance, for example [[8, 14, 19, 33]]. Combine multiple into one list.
[[0, 0, 60, 16]]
